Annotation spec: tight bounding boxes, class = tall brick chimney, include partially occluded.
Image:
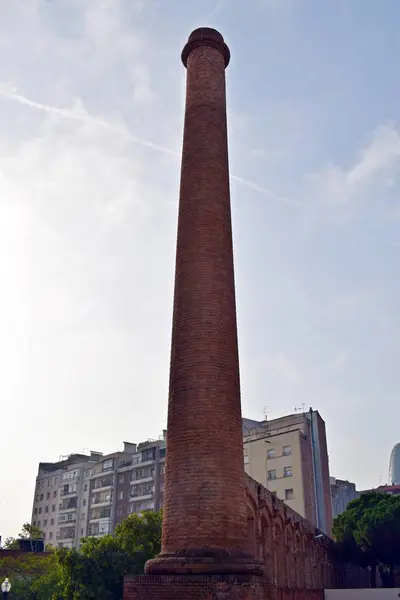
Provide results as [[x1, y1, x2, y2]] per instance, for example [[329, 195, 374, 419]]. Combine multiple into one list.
[[124, 28, 264, 599]]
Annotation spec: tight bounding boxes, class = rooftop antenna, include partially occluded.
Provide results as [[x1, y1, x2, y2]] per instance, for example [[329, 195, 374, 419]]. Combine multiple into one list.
[[263, 406, 268, 421]]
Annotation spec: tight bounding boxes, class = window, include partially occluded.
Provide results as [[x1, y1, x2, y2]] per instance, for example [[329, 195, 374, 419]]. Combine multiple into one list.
[[267, 448, 276, 459], [84, 484, 88, 492], [117, 506, 123, 516], [37, 521, 41, 527], [267, 470, 276, 480], [49, 532, 53, 540], [33, 521, 36, 526], [160, 465, 165, 475], [38, 507, 42, 514], [40, 494, 44, 501], [284, 466, 293, 478], [102, 459, 113, 471], [81, 513, 86, 520], [119, 491, 124, 500], [34, 508, 38, 515], [53, 491, 57, 498], [45, 505, 49, 513], [285, 489, 294, 500], [81, 529, 84, 536], [282, 445, 291, 456], [83, 499, 87, 506], [44, 519, 48, 526], [35, 494, 39, 502], [48, 480, 51, 487], [51, 519, 54, 526], [119, 474, 124, 484], [52, 505, 56, 512]]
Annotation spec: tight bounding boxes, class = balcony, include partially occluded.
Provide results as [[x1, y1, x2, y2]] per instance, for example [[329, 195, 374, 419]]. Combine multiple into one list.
[[93, 479, 113, 491], [57, 527, 76, 540], [60, 489, 77, 497], [130, 475, 153, 485], [90, 497, 112, 508], [88, 529, 110, 537], [89, 510, 112, 522], [59, 500, 77, 511], [129, 492, 153, 502], [58, 517, 76, 525]]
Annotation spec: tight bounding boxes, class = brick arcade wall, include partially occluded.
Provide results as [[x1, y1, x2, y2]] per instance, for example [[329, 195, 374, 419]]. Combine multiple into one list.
[[245, 475, 337, 591], [244, 475, 368, 594]]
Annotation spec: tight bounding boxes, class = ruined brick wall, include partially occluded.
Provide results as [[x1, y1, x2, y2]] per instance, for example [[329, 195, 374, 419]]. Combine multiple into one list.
[[245, 475, 338, 592]]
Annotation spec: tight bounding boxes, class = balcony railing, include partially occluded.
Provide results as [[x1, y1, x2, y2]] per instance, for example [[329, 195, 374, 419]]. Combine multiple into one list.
[[58, 517, 76, 525], [60, 489, 77, 497], [89, 511, 112, 521], [91, 497, 112, 507], [130, 475, 154, 484], [93, 480, 113, 490]]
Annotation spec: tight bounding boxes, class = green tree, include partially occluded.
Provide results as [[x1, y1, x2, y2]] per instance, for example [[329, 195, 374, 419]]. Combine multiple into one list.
[[333, 492, 400, 588], [0, 552, 61, 599], [3, 522, 44, 550], [57, 510, 162, 600]]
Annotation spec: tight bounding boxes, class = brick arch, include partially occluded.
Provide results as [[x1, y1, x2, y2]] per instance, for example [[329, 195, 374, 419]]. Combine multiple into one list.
[[273, 517, 286, 588], [260, 511, 273, 580], [245, 497, 257, 558], [294, 528, 304, 588], [284, 520, 296, 588]]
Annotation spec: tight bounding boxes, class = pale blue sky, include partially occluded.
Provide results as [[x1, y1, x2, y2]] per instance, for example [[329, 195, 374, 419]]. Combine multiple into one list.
[[1, 0, 399, 539]]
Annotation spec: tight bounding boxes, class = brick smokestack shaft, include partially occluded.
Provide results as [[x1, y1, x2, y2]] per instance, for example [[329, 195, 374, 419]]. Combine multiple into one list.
[[160, 28, 247, 559]]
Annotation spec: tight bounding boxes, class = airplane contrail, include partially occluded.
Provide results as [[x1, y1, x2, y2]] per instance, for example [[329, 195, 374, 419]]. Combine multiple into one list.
[[0, 87, 179, 157], [1, 88, 399, 251]]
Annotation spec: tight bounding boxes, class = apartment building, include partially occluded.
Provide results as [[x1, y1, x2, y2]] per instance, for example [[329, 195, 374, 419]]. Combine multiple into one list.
[[115, 436, 166, 526], [31, 434, 166, 548], [31, 452, 103, 548], [330, 477, 359, 518], [243, 409, 333, 536]]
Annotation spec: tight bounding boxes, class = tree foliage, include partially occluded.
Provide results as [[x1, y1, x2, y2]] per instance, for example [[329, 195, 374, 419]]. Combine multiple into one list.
[[333, 492, 400, 587], [0, 552, 61, 599], [0, 511, 161, 599], [3, 522, 44, 550], [56, 510, 162, 599]]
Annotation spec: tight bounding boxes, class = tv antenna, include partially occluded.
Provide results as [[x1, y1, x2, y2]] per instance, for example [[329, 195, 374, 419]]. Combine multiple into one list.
[[263, 406, 269, 421]]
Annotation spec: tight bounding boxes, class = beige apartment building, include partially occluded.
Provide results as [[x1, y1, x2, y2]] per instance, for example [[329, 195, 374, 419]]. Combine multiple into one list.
[[243, 409, 333, 536]]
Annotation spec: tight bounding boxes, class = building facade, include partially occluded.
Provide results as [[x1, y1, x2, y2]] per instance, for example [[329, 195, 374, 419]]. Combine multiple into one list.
[[243, 409, 333, 536], [31, 452, 102, 548], [389, 442, 400, 485], [330, 478, 360, 518], [31, 435, 166, 548], [115, 437, 166, 527]]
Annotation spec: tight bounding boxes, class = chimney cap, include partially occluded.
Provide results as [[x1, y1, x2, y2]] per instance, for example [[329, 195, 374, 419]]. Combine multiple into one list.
[[182, 27, 230, 68]]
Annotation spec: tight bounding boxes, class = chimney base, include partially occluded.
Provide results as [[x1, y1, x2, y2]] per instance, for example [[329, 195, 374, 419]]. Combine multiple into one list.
[[124, 573, 270, 600]]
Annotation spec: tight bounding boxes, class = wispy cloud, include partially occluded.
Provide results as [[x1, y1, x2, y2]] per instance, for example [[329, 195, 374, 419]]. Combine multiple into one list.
[[307, 123, 400, 207], [0, 87, 179, 157]]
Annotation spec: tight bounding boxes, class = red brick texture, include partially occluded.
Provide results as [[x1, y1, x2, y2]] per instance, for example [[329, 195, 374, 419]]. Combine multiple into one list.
[[124, 575, 271, 600], [156, 27, 248, 560]]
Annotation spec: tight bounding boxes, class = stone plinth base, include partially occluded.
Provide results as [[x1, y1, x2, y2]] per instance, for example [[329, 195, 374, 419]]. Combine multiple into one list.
[[124, 573, 271, 600]]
